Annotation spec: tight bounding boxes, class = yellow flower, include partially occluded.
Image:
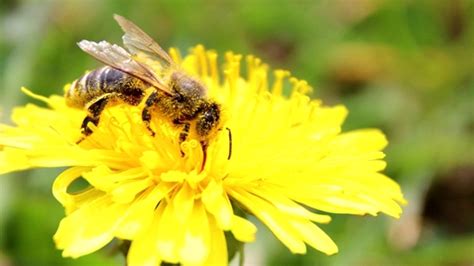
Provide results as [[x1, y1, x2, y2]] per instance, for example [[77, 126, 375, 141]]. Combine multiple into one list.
[[0, 45, 405, 265]]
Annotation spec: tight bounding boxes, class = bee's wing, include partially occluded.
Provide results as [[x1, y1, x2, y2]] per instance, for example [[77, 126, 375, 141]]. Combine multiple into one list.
[[113, 14, 174, 67], [78, 40, 172, 94]]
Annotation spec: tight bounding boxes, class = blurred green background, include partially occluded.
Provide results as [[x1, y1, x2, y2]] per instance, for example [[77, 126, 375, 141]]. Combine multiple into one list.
[[1, 0, 473, 265]]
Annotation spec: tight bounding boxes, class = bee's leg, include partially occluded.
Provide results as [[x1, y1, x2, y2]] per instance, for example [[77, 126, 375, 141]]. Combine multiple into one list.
[[79, 93, 116, 141], [141, 91, 158, 136], [173, 119, 191, 157], [178, 122, 191, 144], [200, 140, 208, 171], [80, 116, 98, 136]]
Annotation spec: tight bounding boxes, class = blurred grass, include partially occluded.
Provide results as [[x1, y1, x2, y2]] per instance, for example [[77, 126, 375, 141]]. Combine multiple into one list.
[[1, 0, 473, 265]]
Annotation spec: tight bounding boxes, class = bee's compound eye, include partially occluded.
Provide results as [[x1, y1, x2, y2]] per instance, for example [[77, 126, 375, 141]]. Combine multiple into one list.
[[174, 93, 185, 103], [204, 104, 220, 123], [200, 113, 216, 132], [204, 111, 216, 123]]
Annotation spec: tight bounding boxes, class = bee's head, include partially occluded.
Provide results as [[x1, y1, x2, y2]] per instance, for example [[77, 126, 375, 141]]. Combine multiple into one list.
[[196, 102, 220, 137]]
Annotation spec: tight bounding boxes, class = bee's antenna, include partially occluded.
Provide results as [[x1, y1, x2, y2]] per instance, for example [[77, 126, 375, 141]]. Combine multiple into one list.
[[226, 127, 232, 160]]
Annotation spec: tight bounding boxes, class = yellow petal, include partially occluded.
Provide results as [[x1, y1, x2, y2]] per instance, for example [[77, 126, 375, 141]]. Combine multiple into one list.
[[0, 148, 31, 174], [179, 201, 210, 265], [115, 183, 168, 239], [229, 188, 306, 254], [246, 185, 331, 223], [156, 202, 182, 263], [54, 195, 127, 258], [173, 182, 195, 223], [202, 179, 233, 229], [52, 166, 92, 208], [230, 215, 257, 242], [111, 178, 153, 204], [127, 204, 163, 266], [290, 218, 338, 255], [202, 216, 228, 266]]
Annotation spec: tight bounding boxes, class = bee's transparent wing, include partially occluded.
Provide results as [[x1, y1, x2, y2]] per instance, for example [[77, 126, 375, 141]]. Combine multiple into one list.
[[113, 14, 174, 67], [78, 40, 172, 94]]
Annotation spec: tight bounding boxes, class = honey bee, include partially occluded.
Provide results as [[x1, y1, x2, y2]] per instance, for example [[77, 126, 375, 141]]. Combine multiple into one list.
[[66, 15, 230, 165]]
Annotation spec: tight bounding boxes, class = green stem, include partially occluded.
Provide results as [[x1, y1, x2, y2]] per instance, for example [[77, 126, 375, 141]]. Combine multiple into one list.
[[239, 243, 245, 266]]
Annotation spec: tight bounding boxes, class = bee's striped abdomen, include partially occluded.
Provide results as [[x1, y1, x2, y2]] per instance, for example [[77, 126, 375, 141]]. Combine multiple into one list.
[[97, 67, 127, 92], [65, 66, 143, 108], [84, 66, 126, 94]]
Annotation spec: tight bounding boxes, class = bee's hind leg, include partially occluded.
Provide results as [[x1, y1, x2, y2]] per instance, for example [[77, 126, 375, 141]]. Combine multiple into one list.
[[78, 89, 144, 144], [78, 93, 117, 142]]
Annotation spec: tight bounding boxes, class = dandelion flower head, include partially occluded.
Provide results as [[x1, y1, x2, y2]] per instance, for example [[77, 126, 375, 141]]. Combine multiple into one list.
[[0, 45, 406, 265]]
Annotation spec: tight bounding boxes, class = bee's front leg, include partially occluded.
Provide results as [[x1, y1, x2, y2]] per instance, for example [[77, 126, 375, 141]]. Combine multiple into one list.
[[173, 119, 191, 157], [200, 140, 208, 171]]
